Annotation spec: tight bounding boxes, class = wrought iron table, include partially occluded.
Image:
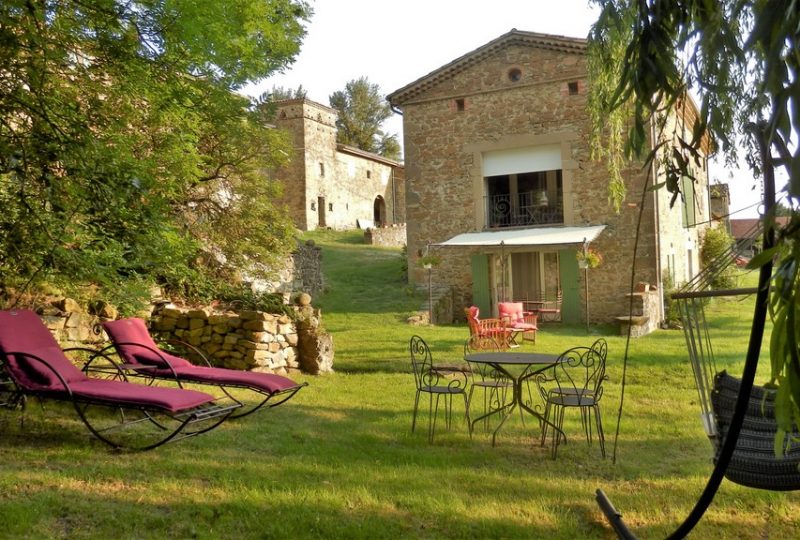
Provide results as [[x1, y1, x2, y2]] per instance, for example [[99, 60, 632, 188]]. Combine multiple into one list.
[[465, 351, 564, 447]]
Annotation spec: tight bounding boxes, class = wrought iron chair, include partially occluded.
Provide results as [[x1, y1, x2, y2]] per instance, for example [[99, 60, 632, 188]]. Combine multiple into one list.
[[409, 335, 468, 442], [538, 289, 563, 322], [524, 289, 562, 322], [498, 301, 538, 345], [0, 310, 238, 450], [464, 306, 512, 349], [463, 335, 513, 432], [539, 338, 608, 458], [99, 318, 306, 419]]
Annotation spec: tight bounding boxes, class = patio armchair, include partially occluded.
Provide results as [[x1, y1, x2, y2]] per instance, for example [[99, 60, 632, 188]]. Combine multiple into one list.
[[99, 318, 306, 419], [464, 306, 512, 349], [497, 302, 538, 345], [0, 310, 238, 450]]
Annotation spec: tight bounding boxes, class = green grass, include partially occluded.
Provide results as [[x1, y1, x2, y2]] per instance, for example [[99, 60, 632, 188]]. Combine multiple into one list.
[[1, 230, 797, 538]]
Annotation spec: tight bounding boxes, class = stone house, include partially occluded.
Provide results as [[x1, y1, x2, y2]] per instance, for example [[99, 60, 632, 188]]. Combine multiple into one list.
[[387, 29, 712, 326], [271, 98, 405, 231]]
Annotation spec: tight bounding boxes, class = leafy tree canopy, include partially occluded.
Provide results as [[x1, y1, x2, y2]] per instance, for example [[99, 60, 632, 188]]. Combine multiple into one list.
[[587, 0, 799, 456], [0, 0, 311, 313], [329, 77, 401, 161], [267, 85, 308, 101]]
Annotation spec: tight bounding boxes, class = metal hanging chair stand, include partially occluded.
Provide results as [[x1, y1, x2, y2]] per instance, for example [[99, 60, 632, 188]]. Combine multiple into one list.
[[595, 127, 796, 538]]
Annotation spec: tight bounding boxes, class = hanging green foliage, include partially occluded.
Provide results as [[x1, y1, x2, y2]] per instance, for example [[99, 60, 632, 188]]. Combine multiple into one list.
[[587, 0, 800, 451]]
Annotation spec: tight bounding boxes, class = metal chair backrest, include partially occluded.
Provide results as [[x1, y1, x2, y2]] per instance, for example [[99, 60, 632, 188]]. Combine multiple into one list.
[[409, 335, 433, 389], [553, 344, 606, 404]]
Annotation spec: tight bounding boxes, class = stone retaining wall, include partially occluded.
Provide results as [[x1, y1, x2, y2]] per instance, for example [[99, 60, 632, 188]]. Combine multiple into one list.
[[29, 297, 333, 375], [149, 306, 299, 374], [248, 240, 324, 298], [364, 224, 407, 247]]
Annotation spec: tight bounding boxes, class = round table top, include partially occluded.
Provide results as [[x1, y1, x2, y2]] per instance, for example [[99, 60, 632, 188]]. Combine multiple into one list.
[[464, 351, 560, 366]]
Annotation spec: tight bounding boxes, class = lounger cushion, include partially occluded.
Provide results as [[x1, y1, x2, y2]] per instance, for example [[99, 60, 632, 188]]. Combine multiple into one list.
[[103, 318, 191, 368], [498, 302, 526, 324], [105, 317, 301, 394], [498, 302, 538, 331], [507, 322, 538, 331], [68, 379, 214, 412], [152, 365, 299, 393], [0, 310, 88, 390]]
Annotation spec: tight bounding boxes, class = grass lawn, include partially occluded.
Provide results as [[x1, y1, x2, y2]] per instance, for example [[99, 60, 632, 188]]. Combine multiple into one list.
[[1, 230, 797, 538]]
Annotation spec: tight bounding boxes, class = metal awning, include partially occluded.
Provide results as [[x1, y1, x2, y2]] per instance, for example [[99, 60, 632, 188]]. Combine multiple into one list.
[[435, 225, 606, 248]]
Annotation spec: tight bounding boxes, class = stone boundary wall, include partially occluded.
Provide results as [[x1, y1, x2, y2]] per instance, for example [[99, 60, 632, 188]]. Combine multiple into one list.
[[27, 297, 332, 375], [150, 306, 299, 374], [248, 240, 323, 299], [41, 311, 106, 348], [364, 224, 406, 247]]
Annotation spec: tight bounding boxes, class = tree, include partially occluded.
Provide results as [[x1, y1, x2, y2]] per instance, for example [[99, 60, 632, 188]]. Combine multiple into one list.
[[267, 85, 308, 101], [329, 77, 401, 160], [700, 227, 737, 290], [0, 0, 311, 312], [587, 0, 799, 477]]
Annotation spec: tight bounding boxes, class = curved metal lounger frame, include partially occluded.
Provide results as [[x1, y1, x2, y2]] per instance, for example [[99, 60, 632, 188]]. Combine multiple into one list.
[[3, 348, 238, 451], [93, 341, 306, 419]]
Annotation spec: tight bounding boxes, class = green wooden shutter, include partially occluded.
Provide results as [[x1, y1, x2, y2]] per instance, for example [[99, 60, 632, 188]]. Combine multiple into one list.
[[471, 254, 491, 315], [559, 248, 580, 324], [682, 176, 697, 227]]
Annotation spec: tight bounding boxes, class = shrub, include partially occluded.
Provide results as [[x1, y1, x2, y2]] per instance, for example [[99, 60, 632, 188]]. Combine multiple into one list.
[[701, 226, 737, 289]]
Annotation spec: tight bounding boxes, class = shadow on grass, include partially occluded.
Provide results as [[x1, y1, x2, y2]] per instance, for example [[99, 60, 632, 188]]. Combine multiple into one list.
[[1, 382, 795, 539]]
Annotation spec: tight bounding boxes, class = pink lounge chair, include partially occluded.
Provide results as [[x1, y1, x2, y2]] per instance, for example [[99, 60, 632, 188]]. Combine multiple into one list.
[[498, 302, 538, 344], [101, 318, 306, 419], [0, 310, 237, 450]]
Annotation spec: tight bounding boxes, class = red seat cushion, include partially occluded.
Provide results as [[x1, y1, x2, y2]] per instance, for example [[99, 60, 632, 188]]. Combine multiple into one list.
[[0, 310, 88, 390], [153, 365, 299, 393], [106, 318, 300, 394], [509, 322, 537, 331], [103, 318, 191, 368], [68, 379, 214, 412], [498, 302, 526, 324]]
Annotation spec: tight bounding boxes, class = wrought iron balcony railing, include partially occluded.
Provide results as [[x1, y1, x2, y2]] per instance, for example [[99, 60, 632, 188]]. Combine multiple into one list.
[[485, 192, 563, 228]]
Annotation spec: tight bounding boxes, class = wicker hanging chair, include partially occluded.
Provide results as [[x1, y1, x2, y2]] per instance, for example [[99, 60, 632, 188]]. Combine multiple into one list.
[[674, 287, 800, 491]]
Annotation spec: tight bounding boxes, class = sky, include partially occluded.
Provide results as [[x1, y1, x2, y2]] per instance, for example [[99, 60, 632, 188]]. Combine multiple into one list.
[[243, 0, 765, 219]]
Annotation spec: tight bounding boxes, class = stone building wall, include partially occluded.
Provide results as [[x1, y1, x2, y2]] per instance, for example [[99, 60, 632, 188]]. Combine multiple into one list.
[[364, 224, 407, 247], [271, 99, 405, 231], [392, 32, 708, 324]]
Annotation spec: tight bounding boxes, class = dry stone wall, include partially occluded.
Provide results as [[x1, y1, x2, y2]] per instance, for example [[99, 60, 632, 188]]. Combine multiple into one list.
[[248, 240, 324, 298], [149, 306, 299, 374], [364, 224, 406, 247], [39, 301, 109, 348], [27, 296, 332, 375]]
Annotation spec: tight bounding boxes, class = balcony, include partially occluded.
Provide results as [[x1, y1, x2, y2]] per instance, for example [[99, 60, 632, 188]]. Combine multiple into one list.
[[485, 191, 563, 229]]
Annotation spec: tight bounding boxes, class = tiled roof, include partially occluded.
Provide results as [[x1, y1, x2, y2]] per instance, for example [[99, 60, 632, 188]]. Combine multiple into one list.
[[730, 216, 789, 238]]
